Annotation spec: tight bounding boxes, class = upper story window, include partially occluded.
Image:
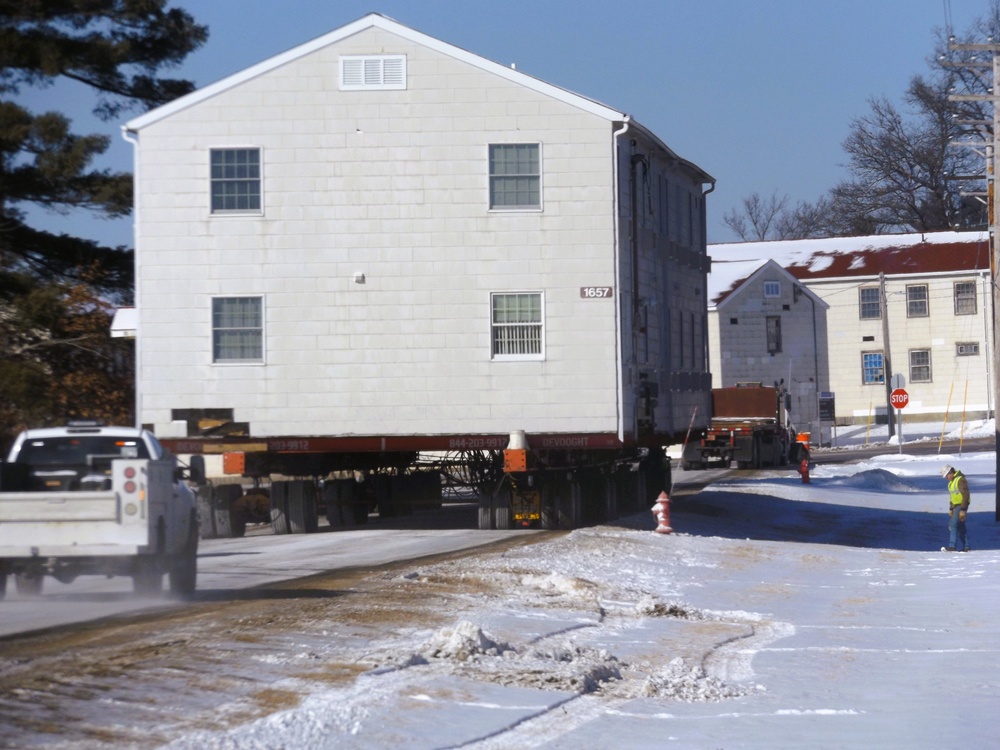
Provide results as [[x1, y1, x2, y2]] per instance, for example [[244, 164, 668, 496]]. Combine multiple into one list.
[[859, 287, 881, 320], [489, 144, 541, 210], [906, 284, 929, 317], [763, 281, 781, 298], [340, 55, 406, 90], [491, 292, 543, 360], [210, 148, 261, 213], [212, 296, 263, 363], [954, 281, 977, 315]]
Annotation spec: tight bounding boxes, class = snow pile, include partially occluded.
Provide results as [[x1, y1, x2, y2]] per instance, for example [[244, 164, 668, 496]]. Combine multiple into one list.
[[827, 468, 922, 492], [420, 620, 513, 661], [636, 656, 759, 702]]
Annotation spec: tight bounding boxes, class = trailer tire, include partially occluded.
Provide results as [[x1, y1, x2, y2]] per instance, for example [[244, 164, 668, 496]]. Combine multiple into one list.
[[494, 492, 512, 530], [477, 494, 495, 530], [0, 561, 7, 601], [14, 571, 42, 597], [288, 481, 318, 534], [270, 482, 290, 535], [169, 513, 198, 598]]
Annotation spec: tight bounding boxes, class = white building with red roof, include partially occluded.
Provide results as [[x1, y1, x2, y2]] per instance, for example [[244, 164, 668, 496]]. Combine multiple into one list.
[[709, 231, 992, 440]]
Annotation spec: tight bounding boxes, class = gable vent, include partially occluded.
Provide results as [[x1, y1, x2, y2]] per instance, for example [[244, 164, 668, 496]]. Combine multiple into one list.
[[341, 55, 406, 90]]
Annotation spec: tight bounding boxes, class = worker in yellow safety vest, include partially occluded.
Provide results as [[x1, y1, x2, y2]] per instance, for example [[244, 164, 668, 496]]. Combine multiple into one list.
[[941, 465, 971, 552]]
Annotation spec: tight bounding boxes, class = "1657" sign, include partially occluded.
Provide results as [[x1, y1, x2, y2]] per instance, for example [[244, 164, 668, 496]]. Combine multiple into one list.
[[580, 286, 614, 298]]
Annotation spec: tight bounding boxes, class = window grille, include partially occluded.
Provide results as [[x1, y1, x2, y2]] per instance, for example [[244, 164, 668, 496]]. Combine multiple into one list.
[[906, 284, 928, 317], [862, 351, 884, 384], [210, 149, 261, 212], [909, 349, 931, 382], [489, 144, 541, 209], [954, 281, 977, 315], [491, 293, 543, 358], [859, 287, 881, 319], [213, 297, 263, 362]]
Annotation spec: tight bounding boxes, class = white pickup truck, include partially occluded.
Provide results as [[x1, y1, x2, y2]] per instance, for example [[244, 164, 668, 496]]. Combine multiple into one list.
[[0, 423, 204, 600]]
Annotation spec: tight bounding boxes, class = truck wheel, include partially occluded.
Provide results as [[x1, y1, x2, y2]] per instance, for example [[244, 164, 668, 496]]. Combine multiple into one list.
[[14, 571, 43, 596], [0, 562, 7, 601], [169, 516, 198, 598], [287, 481, 318, 534], [132, 557, 163, 595]]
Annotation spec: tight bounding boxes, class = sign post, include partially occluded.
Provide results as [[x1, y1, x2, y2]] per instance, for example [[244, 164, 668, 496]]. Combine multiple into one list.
[[889, 387, 909, 452]]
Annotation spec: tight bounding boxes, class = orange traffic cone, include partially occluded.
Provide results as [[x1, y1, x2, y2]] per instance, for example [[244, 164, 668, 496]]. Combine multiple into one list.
[[651, 491, 673, 534]]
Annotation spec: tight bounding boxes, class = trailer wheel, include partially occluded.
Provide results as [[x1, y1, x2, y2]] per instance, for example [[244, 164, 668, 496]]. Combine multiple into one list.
[[169, 512, 198, 598], [477, 494, 495, 530], [288, 480, 318, 534], [269, 482, 289, 534], [14, 571, 42, 596], [0, 561, 7, 601], [494, 492, 512, 530]]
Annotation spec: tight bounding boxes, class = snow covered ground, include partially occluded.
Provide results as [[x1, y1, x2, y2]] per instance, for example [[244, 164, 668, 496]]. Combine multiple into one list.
[[149, 424, 998, 749]]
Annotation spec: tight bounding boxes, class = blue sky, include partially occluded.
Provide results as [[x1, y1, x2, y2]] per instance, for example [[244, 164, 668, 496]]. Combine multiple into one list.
[[17, 0, 988, 247]]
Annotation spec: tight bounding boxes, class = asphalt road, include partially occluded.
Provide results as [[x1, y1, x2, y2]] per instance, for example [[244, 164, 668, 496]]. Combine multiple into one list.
[[0, 503, 539, 639]]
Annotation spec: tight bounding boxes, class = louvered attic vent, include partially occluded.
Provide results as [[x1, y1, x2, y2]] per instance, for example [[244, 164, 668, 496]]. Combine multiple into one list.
[[340, 55, 406, 90]]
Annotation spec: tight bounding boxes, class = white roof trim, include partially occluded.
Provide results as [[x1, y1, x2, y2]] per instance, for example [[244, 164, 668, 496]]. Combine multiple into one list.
[[126, 13, 626, 131], [711, 259, 828, 312]]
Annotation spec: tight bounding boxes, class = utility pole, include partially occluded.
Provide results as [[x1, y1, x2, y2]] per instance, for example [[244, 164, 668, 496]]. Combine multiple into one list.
[[879, 272, 895, 439], [946, 40, 1000, 520]]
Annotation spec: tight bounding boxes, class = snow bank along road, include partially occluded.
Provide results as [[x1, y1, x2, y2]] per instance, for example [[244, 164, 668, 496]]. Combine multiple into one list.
[[0, 456, 998, 748]]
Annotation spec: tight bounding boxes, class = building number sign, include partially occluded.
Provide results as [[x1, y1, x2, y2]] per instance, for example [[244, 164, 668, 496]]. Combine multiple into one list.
[[580, 286, 614, 299]]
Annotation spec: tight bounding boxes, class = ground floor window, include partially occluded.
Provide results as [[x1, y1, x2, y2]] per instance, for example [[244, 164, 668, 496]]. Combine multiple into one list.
[[909, 349, 932, 382], [862, 351, 884, 384], [212, 296, 263, 362], [491, 292, 543, 359]]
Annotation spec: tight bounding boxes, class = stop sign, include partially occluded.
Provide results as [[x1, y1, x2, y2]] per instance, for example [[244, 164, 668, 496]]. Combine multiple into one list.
[[890, 388, 909, 409]]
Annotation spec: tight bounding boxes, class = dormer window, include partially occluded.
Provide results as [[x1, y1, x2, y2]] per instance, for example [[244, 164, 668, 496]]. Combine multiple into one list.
[[340, 55, 406, 90]]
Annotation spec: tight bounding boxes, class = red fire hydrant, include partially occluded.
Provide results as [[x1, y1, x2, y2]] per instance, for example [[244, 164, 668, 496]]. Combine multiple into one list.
[[651, 491, 673, 534], [798, 456, 811, 484]]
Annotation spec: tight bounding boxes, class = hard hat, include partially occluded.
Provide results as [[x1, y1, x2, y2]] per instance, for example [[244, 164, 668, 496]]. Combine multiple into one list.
[[940, 465, 954, 478]]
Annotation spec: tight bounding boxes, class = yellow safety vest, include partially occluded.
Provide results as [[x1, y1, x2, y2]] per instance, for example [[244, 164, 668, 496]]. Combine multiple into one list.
[[949, 472, 967, 507]]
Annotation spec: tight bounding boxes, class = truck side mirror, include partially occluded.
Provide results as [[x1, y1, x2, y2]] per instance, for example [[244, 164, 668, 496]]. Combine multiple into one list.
[[189, 455, 206, 485]]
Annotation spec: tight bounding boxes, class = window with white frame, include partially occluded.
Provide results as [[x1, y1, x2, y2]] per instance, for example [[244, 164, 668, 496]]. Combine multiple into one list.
[[909, 349, 931, 382], [861, 351, 884, 384], [859, 287, 881, 319], [763, 281, 780, 298], [340, 55, 406, 90], [766, 316, 782, 354], [489, 144, 540, 209], [491, 292, 543, 359], [210, 148, 261, 213], [212, 296, 263, 362], [906, 284, 929, 317], [954, 281, 977, 315]]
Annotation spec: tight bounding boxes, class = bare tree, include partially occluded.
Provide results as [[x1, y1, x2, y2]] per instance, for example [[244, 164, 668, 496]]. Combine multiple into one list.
[[722, 191, 789, 241]]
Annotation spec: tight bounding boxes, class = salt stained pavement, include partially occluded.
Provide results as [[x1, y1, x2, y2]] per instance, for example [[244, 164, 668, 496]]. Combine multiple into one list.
[[167, 423, 999, 750]]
